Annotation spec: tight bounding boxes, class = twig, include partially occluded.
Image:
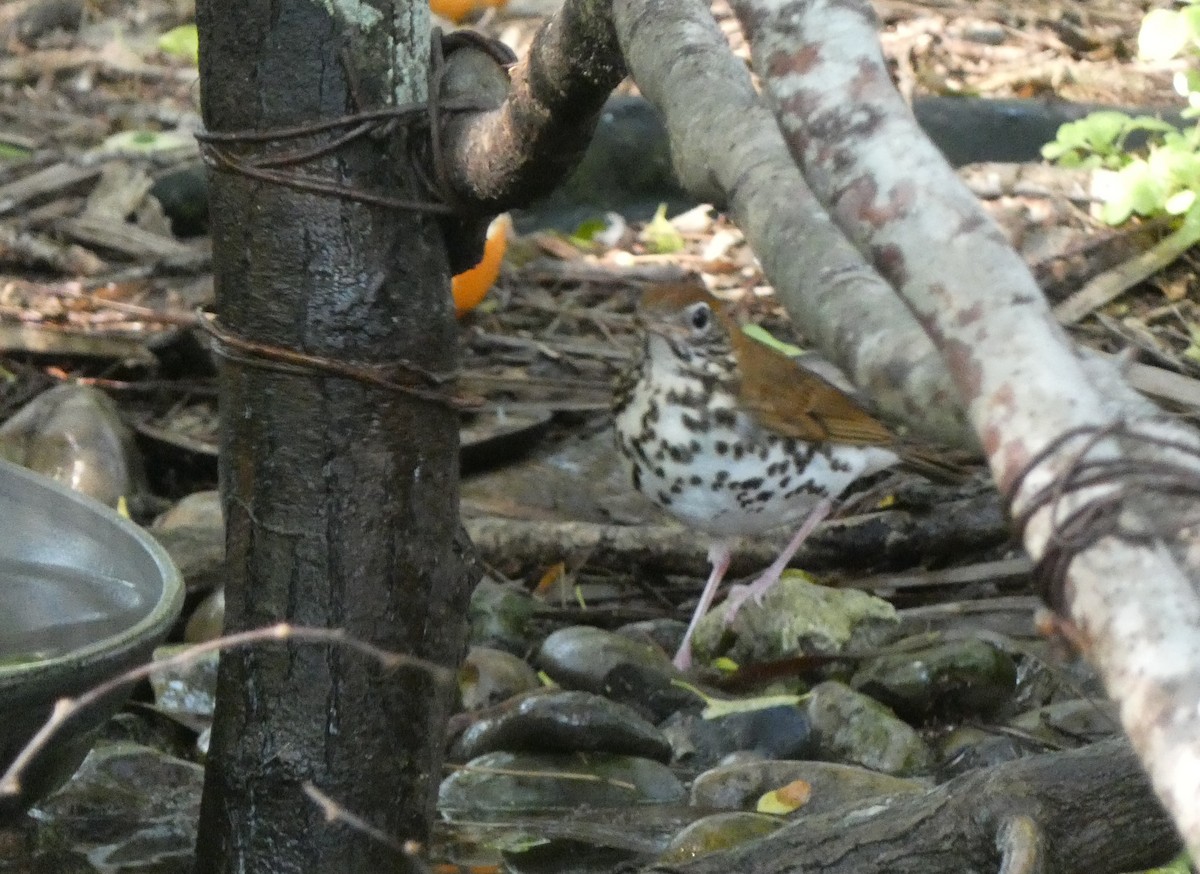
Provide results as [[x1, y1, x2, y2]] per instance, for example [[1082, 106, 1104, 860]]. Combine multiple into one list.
[[1054, 213, 1200, 324], [303, 783, 430, 866], [0, 623, 452, 798]]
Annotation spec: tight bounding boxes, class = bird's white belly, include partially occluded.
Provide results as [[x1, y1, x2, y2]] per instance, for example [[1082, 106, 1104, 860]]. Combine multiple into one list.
[[614, 374, 898, 538]]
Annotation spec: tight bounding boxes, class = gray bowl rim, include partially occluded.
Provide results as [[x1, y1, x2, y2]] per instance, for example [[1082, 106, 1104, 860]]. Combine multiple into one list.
[[0, 458, 185, 679]]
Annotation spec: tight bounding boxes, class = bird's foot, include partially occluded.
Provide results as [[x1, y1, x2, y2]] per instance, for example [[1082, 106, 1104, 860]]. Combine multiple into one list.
[[672, 642, 693, 671], [723, 571, 781, 624]]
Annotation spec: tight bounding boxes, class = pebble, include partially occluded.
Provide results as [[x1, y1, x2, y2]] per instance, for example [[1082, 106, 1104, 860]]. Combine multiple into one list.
[[806, 681, 933, 776], [691, 573, 898, 665], [439, 751, 685, 819], [450, 690, 672, 763]]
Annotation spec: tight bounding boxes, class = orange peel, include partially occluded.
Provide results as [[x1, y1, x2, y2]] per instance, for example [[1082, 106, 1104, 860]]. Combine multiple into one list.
[[453, 213, 510, 317], [430, 0, 507, 23]]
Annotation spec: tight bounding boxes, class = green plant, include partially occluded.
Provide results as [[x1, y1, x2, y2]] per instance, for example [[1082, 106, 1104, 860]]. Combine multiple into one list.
[[1042, 0, 1200, 225]]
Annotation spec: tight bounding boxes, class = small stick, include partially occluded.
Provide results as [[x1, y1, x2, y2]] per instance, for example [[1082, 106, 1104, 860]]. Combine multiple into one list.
[[0, 622, 452, 798]]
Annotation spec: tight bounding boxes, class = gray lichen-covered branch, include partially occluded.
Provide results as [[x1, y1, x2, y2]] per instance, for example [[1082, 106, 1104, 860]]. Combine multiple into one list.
[[610, 0, 971, 446], [731, 0, 1200, 856]]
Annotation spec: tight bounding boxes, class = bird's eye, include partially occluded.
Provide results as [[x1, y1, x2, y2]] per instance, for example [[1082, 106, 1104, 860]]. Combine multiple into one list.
[[689, 304, 711, 331]]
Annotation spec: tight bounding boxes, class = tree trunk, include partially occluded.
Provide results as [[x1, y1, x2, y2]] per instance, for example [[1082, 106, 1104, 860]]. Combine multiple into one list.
[[193, 2, 475, 872]]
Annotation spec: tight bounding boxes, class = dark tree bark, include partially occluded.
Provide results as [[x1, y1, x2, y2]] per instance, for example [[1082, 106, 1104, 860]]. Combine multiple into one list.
[[633, 739, 1177, 874], [193, 2, 476, 873]]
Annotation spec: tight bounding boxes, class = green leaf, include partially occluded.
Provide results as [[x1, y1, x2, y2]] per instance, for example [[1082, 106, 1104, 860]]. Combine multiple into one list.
[[1166, 189, 1196, 215], [0, 141, 31, 162], [1140, 8, 1189, 62], [640, 204, 685, 254], [1044, 112, 1139, 166], [742, 324, 805, 357], [99, 129, 194, 154], [1098, 160, 1169, 224], [158, 24, 199, 65], [671, 679, 806, 719], [567, 217, 608, 248], [1183, 5, 1200, 43]]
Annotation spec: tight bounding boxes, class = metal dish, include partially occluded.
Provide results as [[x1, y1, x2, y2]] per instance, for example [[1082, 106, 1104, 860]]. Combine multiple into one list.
[[0, 458, 183, 818]]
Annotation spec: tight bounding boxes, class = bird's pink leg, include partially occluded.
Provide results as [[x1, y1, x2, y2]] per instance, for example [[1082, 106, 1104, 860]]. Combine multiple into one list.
[[673, 541, 734, 671], [723, 498, 834, 623]]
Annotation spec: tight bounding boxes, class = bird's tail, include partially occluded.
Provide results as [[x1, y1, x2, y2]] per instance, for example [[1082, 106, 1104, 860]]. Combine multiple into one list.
[[896, 445, 978, 484]]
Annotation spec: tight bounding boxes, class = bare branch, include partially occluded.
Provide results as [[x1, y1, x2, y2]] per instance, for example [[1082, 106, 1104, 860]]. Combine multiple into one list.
[[440, 0, 627, 211], [732, 0, 1200, 854], [610, 0, 973, 446], [0, 624, 452, 800]]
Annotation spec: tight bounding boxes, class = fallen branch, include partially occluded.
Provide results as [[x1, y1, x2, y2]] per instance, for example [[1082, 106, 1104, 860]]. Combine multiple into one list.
[[638, 739, 1176, 874], [733, 0, 1200, 854], [465, 490, 1008, 579], [610, 0, 973, 446]]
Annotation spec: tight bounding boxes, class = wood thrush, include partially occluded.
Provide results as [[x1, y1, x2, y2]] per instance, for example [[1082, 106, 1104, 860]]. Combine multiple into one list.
[[614, 282, 953, 669]]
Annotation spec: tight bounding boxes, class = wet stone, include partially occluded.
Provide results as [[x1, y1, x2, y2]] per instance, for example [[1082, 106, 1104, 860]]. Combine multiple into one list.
[[659, 705, 812, 770], [596, 660, 699, 723], [806, 681, 933, 776], [937, 726, 1029, 776], [616, 619, 688, 658], [0, 384, 147, 509], [149, 645, 218, 722], [469, 578, 538, 655], [151, 490, 225, 596], [31, 742, 201, 871], [1008, 698, 1119, 745], [460, 646, 541, 712], [182, 588, 224, 644], [438, 751, 685, 820], [851, 636, 1018, 721], [936, 698, 1119, 775], [450, 690, 672, 763], [153, 489, 223, 531], [659, 812, 782, 864], [690, 759, 927, 813], [692, 573, 898, 665], [503, 840, 645, 874], [536, 626, 675, 695]]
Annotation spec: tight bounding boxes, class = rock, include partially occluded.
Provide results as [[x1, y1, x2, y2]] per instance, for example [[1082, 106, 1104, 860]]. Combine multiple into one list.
[[438, 751, 685, 820], [931, 699, 1113, 777], [851, 636, 1018, 721], [469, 578, 537, 655], [183, 587, 225, 643], [658, 812, 782, 863], [616, 618, 687, 657], [690, 759, 926, 813], [0, 384, 146, 508], [154, 489, 223, 531], [806, 681, 932, 776], [593, 659, 699, 723], [32, 742, 201, 871], [1009, 699, 1119, 745], [460, 646, 541, 711], [659, 706, 812, 770], [937, 726, 1028, 776], [450, 690, 672, 763], [149, 645, 218, 722], [692, 572, 898, 665], [536, 626, 675, 695], [152, 525, 226, 595], [502, 841, 645, 874]]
